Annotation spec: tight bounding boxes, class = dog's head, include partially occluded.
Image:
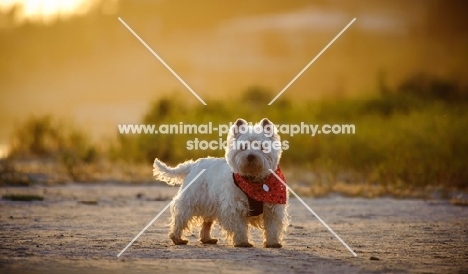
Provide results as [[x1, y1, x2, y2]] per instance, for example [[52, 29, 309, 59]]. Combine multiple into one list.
[[225, 118, 282, 182]]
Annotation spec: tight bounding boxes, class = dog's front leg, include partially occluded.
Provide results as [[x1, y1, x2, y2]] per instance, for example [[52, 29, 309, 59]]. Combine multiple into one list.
[[220, 215, 253, 247], [232, 218, 253, 247], [263, 203, 288, 248]]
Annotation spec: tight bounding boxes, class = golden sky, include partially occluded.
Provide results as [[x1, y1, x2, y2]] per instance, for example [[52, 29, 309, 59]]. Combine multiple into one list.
[[0, 0, 467, 152]]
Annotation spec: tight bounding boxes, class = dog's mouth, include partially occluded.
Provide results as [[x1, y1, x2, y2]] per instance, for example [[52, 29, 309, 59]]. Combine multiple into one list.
[[239, 158, 266, 184], [232, 152, 271, 183], [238, 174, 265, 184]]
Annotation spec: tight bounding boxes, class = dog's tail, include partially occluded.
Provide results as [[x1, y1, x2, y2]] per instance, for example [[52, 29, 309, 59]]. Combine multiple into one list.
[[153, 158, 194, 185]]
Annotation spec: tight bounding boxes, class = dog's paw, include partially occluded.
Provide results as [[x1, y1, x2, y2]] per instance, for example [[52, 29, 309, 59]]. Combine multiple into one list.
[[264, 243, 282, 248], [170, 234, 189, 245], [234, 242, 254, 248], [172, 239, 189, 245], [201, 238, 218, 244]]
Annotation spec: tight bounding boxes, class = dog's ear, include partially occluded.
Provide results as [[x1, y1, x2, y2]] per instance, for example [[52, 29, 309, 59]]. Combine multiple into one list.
[[260, 118, 275, 137], [260, 118, 272, 128], [230, 118, 248, 138], [235, 118, 247, 128]]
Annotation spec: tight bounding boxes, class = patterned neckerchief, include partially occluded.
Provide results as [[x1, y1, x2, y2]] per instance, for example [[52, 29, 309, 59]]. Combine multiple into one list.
[[233, 166, 287, 216]]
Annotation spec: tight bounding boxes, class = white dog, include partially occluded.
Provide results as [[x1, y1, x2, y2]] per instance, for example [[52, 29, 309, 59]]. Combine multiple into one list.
[[153, 118, 289, 248]]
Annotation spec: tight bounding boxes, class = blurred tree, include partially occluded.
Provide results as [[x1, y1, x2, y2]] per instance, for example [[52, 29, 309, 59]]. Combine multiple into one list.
[[425, 0, 468, 39]]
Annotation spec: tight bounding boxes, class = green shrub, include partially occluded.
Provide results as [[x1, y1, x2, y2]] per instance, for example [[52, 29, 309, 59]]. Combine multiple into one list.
[[111, 74, 468, 189], [9, 115, 98, 181]]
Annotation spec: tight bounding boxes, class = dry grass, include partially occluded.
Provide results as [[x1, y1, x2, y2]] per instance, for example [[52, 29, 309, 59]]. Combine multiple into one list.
[[450, 198, 468, 206], [2, 194, 44, 201], [294, 181, 445, 199]]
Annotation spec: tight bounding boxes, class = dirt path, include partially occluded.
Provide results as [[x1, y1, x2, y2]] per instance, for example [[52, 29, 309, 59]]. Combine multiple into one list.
[[1, 185, 467, 273]]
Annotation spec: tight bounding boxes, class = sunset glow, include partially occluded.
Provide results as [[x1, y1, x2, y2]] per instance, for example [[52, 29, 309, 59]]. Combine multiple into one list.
[[0, 0, 112, 24]]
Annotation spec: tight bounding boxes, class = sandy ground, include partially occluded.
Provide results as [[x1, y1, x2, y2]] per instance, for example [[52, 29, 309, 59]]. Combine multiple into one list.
[[0, 184, 467, 274]]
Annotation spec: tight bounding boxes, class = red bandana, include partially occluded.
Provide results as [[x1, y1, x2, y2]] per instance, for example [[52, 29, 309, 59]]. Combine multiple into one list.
[[233, 167, 287, 204]]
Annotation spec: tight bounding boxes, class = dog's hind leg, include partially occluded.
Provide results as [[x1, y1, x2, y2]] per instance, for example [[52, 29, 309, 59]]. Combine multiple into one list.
[[169, 200, 192, 245], [199, 220, 218, 244]]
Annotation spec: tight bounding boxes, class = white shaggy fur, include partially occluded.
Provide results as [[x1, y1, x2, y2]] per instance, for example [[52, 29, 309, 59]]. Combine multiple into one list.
[[153, 118, 289, 247]]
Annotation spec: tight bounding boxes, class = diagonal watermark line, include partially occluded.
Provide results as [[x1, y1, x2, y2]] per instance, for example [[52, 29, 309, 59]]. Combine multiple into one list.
[[118, 17, 207, 105], [117, 169, 206, 257], [269, 169, 358, 257], [268, 18, 356, 105]]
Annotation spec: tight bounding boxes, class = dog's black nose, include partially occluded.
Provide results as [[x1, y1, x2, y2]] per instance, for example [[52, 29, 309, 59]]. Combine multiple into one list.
[[247, 154, 255, 162]]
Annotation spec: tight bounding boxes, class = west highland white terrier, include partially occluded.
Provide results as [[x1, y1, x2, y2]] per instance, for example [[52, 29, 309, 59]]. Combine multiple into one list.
[[153, 118, 289, 248]]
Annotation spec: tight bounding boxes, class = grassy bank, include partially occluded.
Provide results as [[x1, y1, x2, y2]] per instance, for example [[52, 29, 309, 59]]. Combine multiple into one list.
[[3, 73, 468, 195]]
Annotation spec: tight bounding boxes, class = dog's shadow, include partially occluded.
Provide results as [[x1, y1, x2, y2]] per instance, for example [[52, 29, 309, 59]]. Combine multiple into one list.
[[127, 240, 368, 273]]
